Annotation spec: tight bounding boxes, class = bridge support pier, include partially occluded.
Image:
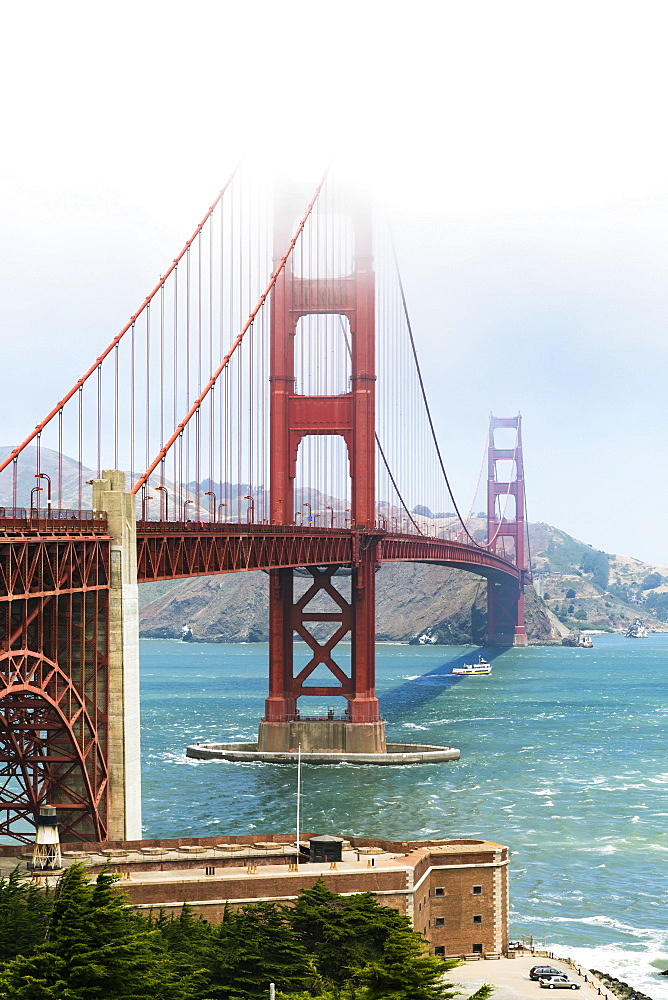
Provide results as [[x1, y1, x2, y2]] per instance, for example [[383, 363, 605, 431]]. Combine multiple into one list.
[[487, 578, 528, 646], [259, 548, 386, 754], [92, 472, 142, 841]]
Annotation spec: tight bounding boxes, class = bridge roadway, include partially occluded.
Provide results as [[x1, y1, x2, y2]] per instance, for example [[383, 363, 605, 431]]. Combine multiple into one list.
[[0, 516, 523, 601], [135, 521, 523, 584]]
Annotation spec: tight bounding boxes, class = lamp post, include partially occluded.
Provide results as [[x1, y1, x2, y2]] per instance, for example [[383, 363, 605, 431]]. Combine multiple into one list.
[[217, 502, 228, 522], [183, 499, 194, 521], [325, 505, 334, 528], [243, 495, 255, 524], [204, 491, 217, 522], [295, 510, 303, 525], [30, 486, 42, 513], [35, 473, 52, 511], [391, 516, 398, 532], [141, 493, 153, 520], [155, 486, 169, 521], [302, 502, 312, 525]]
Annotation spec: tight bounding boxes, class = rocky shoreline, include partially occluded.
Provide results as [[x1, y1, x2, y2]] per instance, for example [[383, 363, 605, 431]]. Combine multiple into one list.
[[591, 970, 657, 1000]]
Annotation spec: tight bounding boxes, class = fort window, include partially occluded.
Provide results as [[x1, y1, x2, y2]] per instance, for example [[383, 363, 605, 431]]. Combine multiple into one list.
[[435, 946, 446, 957], [472, 914, 482, 924], [434, 886, 445, 896], [434, 917, 445, 927], [472, 885, 483, 894], [472, 943, 483, 954]]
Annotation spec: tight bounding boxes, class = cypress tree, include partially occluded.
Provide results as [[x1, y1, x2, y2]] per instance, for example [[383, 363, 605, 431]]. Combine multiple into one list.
[[355, 925, 459, 1000], [0, 866, 52, 963], [290, 880, 406, 984], [0, 864, 197, 1000], [207, 902, 313, 999]]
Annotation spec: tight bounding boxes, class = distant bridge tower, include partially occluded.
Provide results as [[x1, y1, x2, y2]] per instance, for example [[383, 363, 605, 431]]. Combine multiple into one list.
[[259, 191, 385, 754], [486, 414, 529, 646]]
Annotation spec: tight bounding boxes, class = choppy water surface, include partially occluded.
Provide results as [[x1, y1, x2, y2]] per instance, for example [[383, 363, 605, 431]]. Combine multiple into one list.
[[141, 634, 668, 997]]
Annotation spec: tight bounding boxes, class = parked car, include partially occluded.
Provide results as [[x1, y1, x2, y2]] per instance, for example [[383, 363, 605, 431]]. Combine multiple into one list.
[[530, 968, 563, 981], [539, 977, 581, 990]]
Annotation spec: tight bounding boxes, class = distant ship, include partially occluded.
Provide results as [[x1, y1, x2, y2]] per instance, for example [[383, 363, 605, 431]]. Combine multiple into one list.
[[452, 656, 492, 676], [625, 618, 649, 639]]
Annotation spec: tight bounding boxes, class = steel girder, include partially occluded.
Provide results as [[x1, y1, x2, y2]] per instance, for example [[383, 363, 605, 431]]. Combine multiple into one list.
[[135, 525, 521, 583], [136, 524, 355, 581], [0, 535, 110, 842]]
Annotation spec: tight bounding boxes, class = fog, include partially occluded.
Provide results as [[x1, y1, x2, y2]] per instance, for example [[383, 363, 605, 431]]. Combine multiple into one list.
[[2, 0, 667, 561]]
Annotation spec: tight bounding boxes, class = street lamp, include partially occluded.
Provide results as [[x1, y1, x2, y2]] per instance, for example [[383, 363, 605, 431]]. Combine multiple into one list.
[[204, 491, 217, 522], [183, 499, 194, 521], [302, 502, 312, 524], [295, 510, 303, 525], [217, 502, 228, 522], [30, 486, 42, 512], [35, 473, 52, 511], [155, 486, 169, 521], [391, 516, 398, 532], [243, 495, 255, 524], [141, 493, 153, 520], [325, 505, 334, 528]]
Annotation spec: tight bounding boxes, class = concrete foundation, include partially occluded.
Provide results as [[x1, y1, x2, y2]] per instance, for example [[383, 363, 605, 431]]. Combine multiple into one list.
[[258, 719, 387, 754], [92, 471, 142, 841], [186, 741, 460, 765]]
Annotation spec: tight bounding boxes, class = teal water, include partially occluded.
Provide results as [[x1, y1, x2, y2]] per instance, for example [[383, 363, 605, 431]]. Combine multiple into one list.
[[140, 635, 668, 997]]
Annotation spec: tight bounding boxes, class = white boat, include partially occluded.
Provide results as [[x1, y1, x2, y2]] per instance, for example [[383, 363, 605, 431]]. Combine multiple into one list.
[[452, 655, 492, 676]]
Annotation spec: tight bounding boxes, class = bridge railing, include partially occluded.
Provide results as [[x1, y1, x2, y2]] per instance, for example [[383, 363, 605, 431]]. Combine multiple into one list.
[[0, 508, 108, 533], [135, 520, 354, 534]]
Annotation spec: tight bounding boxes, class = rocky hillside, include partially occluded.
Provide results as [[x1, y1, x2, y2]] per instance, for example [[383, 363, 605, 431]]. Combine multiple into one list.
[[138, 521, 668, 644], [139, 562, 557, 645], [528, 522, 668, 633]]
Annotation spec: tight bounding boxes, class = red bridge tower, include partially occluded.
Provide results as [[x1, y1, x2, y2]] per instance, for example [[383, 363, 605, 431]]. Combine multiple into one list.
[[486, 414, 529, 645], [259, 197, 385, 754]]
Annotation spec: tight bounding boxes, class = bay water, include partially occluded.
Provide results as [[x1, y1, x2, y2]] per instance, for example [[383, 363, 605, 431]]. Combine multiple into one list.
[[140, 634, 668, 998]]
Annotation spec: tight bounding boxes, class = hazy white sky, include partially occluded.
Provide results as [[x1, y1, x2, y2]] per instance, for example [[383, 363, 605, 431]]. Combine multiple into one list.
[[2, 0, 668, 562]]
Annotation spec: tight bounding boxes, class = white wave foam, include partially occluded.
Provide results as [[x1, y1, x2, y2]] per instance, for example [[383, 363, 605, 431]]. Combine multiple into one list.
[[544, 941, 668, 1000]]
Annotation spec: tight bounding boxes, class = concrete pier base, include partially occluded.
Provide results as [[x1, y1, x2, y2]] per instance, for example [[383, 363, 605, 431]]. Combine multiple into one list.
[[186, 741, 460, 765], [257, 719, 387, 754]]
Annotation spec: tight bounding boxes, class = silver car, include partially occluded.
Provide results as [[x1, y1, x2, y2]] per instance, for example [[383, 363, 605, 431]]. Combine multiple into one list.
[[539, 977, 581, 990]]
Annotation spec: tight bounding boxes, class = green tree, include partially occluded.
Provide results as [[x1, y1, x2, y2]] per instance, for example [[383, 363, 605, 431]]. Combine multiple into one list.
[[290, 880, 406, 984], [565, 589, 576, 599], [0, 866, 53, 964], [356, 926, 458, 1000], [641, 573, 662, 590], [0, 865, 195, 1000], [581, 550, 609, 590], [574, 609, 587, 620], [207, 902, 314, 999], [148, 904, 214, 993]]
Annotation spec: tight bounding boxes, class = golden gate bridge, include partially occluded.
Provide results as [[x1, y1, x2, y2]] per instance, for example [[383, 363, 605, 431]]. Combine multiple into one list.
[[0, 165, 529, 843]]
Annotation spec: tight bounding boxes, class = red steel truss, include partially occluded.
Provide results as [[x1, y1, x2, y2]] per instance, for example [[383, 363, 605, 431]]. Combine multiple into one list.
[[136, 523, 355, 580], [0, 526, 110, 842], [135, 524, 521, 582]]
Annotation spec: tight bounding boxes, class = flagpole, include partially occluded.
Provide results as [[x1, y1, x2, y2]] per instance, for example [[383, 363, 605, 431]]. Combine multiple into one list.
[[296, 742, 302, 863]]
